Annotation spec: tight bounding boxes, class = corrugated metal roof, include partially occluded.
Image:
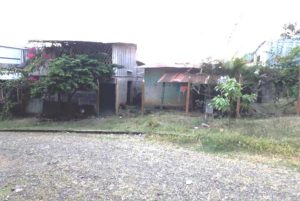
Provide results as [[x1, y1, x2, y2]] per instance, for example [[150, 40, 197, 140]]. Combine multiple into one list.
[[138, 61, 223, 69], [158, 72, 219, 84], [138, 62, 202, 69], [28, 40, 137, 48]]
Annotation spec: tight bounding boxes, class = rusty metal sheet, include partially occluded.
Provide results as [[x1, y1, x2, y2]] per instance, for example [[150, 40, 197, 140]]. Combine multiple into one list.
[[158, 72, 219, 84]]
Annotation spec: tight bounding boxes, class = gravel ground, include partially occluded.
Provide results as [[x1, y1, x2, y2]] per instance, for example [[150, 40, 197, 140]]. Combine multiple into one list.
[[0, 132, 299, 201]]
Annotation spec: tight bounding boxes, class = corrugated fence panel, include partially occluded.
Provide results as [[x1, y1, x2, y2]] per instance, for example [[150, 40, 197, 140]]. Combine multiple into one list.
[[112, 44, 137, 77]]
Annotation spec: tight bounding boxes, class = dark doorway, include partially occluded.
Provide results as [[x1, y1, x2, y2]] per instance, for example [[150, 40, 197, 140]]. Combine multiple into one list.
[[127, 81, 132, 105], [99, 83, 115, 112]]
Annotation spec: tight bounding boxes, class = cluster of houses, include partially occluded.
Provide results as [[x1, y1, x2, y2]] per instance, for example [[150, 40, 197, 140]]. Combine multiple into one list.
[[0, 38, 298, 117], [0, 40, 222, 116]]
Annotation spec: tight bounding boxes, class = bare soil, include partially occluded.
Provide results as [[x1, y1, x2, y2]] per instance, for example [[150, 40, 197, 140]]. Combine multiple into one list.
[[0, 132, 299, 200]]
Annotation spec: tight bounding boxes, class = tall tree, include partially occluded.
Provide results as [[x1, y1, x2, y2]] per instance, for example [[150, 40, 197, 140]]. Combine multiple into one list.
[[279, 47, 300, 114], [280, 23, 300, 115], [280, 23, 300, 39]]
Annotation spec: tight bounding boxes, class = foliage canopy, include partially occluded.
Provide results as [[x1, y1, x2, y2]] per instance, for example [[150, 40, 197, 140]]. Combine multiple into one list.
[[31, 54, 118, 102]]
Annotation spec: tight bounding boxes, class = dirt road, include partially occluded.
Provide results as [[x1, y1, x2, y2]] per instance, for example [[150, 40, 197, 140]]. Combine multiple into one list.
[[0, 132, 299, 200]]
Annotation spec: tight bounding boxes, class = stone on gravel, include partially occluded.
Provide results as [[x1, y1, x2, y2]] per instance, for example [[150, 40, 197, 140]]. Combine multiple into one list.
[[208, 188, 221, 201], [185, 179, 193, 185], [11, 186, 23, 193]]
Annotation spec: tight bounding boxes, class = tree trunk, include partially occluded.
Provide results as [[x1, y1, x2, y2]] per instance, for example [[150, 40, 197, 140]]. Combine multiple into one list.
[[297, 70, 300, 115], [66, 91, 77, 116], [67, 90, 77, 104], [67, 94, 72, 104], [236, 73, 242, 118], [286, 86, 290, 102], [96, 79, 100, 116], [66, 94, 72, 116], [57, 93, 63, 116]]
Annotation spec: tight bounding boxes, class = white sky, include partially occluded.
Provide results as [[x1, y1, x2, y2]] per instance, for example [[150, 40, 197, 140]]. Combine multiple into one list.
[[1, 0, 300, 63]]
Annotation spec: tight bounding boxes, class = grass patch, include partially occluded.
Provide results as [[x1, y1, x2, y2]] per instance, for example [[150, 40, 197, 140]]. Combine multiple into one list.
[[200, 131, 299, 156], [146, 133, 201, 145], [0, 111, 299, 169], [0, 183, 13, 200]]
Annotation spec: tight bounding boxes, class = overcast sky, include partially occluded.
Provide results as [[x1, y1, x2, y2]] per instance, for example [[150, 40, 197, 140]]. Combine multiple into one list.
[[1, 0, 300, 63]]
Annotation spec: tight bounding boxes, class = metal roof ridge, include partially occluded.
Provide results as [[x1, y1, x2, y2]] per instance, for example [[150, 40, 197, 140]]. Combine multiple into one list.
[[28, 40, 137, 47]]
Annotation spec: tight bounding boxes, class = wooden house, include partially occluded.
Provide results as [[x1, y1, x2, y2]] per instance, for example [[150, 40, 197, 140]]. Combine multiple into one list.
[[26, 40, 143, 115], [140, 63, 220, 113]]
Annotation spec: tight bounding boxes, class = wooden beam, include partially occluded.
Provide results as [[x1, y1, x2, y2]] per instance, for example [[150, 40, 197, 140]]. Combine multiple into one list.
[[115, 79, 119, 115], [185, 78, 191, 114], [141, 80, 145, 115], [160, 82, 165, 109]]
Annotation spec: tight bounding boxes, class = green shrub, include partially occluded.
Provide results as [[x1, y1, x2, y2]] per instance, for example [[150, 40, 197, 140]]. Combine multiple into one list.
[[201, 132, 298, 156]]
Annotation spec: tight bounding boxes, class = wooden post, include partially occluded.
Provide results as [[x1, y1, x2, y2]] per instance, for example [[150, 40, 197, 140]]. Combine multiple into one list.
[[115, 79, 119, 115], [16, 88, 20, 103], [297, 71, 300, 115], [96, 79, 100, 116], [160, 82, 165, 109], [185, 78, 191, 114], [0, 88, 3, 100], [141, 80, 145, 115]]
